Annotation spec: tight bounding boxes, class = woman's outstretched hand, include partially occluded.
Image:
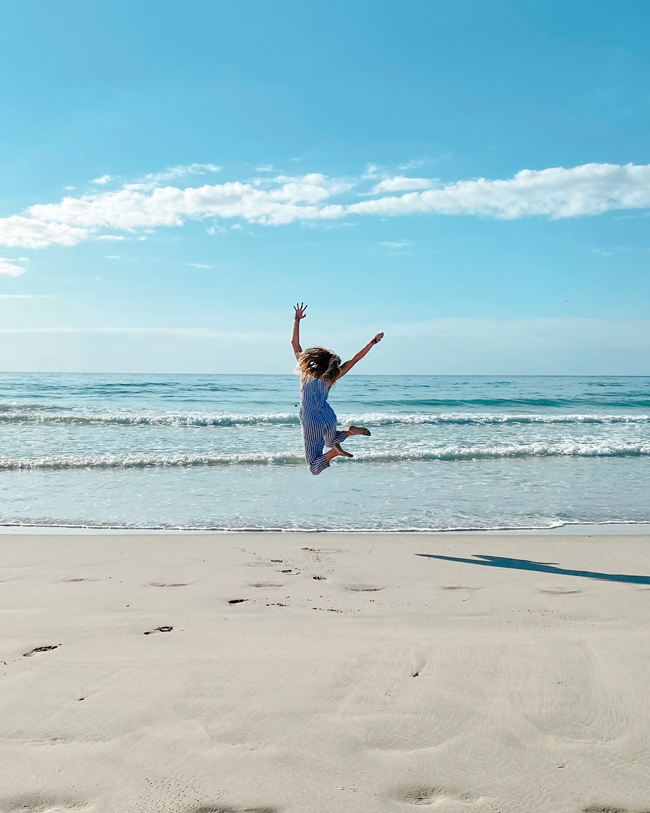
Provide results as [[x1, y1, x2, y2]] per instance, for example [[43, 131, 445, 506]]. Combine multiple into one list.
[[372, 332, 384, 345], [294, 303, 308, 320]]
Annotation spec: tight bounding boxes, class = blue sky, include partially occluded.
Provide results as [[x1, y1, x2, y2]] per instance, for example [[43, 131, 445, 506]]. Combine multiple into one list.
[[1, 0, 649, 374]]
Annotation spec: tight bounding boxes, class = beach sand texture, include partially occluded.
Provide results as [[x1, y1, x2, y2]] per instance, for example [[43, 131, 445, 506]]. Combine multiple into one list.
[[1, 532, 650, 813]]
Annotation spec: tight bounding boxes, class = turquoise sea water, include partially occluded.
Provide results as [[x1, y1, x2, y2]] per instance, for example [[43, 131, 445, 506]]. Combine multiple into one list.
[[0, 373, 649, 531]]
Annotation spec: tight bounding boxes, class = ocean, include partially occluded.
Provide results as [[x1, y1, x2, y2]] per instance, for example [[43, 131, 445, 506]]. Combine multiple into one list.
[[0, 373, 649, 532]]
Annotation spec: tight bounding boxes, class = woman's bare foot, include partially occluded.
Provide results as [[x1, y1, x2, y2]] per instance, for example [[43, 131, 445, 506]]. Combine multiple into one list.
[[325, 443, 353, 463], [347, 425, 371, 436]]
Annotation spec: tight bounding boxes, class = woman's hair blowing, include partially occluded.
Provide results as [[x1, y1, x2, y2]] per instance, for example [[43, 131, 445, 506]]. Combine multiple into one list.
[[296, 346, 341, 384]]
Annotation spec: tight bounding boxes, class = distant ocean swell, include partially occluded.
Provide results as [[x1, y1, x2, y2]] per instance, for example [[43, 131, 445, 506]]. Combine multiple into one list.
[[4, 441, 650, 470], [0, 410, 649, 427]]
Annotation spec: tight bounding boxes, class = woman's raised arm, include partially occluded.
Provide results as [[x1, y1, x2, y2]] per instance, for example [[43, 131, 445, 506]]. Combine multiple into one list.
[[291, 302, 307, 359], [339, 332, 384, 377]]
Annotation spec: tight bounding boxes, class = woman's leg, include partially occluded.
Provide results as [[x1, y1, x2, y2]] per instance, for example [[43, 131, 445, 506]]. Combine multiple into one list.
[[302, 419, 332, 475], [303, 409, 358, 476], [323, 407, 348, 449]]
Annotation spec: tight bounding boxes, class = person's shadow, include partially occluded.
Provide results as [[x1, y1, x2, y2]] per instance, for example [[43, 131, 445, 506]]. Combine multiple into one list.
[[416, 553, 650, 585]]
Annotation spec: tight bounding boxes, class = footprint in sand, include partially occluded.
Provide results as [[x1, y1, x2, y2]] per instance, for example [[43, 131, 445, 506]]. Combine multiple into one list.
[[0, 793, 90, 812], [143, 626, 173, 635], [540, 587, 583, 595], [302, 548, 340, 554], [342, 584, 385, 592], [249, 583, 284, 588], [189, 807, 278, 813], [410, 649, 428, 678], [582, 806, 629, 813], [23, 645, 59, 657], [390, 784, 478, 806], [149, 582, 189, 588]]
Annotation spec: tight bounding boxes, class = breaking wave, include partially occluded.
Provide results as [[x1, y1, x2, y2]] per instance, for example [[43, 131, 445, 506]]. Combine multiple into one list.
[[3, 441, 650, 470], [0, 409, 648, 427]]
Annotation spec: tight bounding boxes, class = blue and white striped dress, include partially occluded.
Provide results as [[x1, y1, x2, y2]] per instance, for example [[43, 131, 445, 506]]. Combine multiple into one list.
[[299, 377, 347, 475]]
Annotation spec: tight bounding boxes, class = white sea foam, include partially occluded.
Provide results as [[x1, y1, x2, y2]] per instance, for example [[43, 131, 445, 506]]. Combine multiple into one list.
[[3, 441, 650, 470], [0, 410, 300, 426], [0, 409, 648, 427]]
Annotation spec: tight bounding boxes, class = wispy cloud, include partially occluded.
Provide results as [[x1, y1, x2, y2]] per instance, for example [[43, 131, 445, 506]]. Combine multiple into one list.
[[0, 327, 277, 340], [92, 175, 114, 185], [105, 255, 121, 260], [362, 163, 383, 180], [0, 294, 50, 298], [185, 262, 211, 268], [381, 240, 410, 249], [97, 234, 125, 241], [0, 257, 29, 276], [398, 159, 427, 170], [125, 163, 222, 191], [1, 162, 650, 249], [398, 154, 452, 171], [371, 176, 435, 193]]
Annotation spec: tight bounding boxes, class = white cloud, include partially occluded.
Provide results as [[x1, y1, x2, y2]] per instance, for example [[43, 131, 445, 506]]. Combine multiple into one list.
[[97, 234, 125, 241], [0, 257, 29, 276], [92, 175, 114, 185], [255, 165, 275, 172], [1, 162, 650, 249], [23, 173, 344, 238], [105, 255, 121, 259], [350, 163, 650, 220], [0, 216, 89, 248], [371, 176, 435, 193], [185, 263, 211, 268]]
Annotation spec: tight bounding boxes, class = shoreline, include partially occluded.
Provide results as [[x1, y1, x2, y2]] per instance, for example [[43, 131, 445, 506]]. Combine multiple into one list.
[[1, 520, 650, 535]]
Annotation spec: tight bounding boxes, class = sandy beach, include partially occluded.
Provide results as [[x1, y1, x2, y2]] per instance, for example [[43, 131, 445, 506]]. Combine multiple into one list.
[[1, 531, 650, 813]]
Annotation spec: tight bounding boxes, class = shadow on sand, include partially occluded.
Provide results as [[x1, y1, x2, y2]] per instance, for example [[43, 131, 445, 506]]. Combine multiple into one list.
[[416, 553, 650, 585]]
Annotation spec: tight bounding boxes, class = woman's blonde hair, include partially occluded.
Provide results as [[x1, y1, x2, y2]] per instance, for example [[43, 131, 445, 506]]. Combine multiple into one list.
[[296, 346, 341, 385]]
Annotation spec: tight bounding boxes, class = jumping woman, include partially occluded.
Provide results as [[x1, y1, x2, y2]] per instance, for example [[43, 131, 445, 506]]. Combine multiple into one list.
[[292, 303, 384, 475]]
